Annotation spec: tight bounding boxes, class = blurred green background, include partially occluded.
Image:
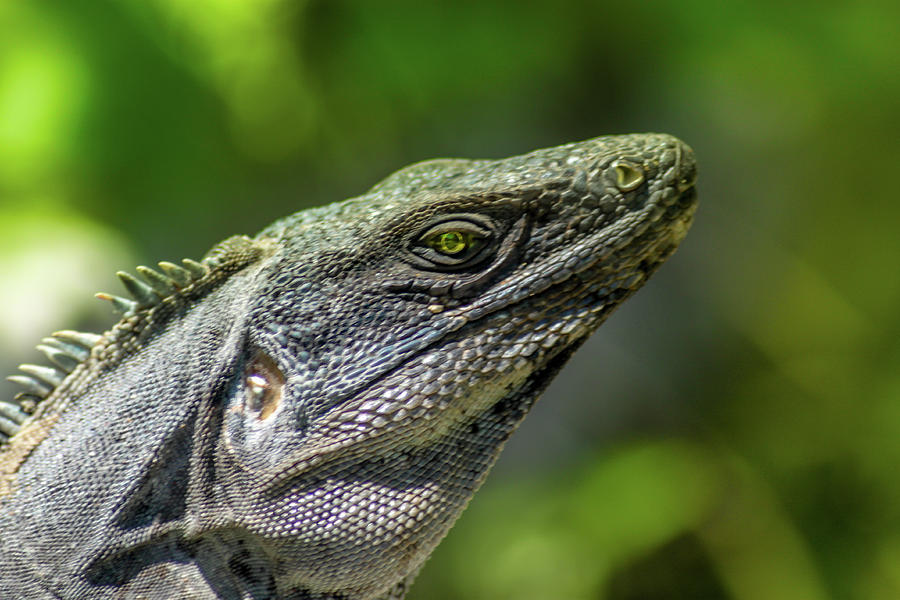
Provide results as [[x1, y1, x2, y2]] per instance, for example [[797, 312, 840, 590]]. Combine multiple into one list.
[[1, 1, 898, 598]]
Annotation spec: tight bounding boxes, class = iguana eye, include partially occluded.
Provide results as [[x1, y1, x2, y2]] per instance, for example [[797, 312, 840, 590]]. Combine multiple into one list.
[[243, 351, 283, 420], [426, 230, 480, 255], [410, 216, 494, 270]]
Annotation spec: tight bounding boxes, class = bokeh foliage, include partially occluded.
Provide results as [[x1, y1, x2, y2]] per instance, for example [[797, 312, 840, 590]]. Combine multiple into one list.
[[1, 1, 898, 598]]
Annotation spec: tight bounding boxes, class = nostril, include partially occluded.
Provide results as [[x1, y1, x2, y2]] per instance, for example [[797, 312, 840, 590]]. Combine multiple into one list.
[[612, 160, 645, 191]]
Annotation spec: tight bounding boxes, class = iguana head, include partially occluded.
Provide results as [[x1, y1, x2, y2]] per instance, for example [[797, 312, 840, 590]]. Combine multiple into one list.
[[213, 133, 697, 596], [2, 133, 695, 599]]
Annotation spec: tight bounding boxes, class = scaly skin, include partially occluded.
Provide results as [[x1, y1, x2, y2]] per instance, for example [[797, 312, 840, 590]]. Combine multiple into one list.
[[0, 133, 697, 599]]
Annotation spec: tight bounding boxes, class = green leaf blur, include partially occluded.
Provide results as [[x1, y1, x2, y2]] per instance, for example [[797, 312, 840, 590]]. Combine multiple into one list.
[[1, 1, 897, 598]]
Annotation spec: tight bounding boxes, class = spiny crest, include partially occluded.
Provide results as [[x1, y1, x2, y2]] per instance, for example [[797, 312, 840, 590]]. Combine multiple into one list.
[[94, 259, 208, 316], [1, 258, 210, 443]]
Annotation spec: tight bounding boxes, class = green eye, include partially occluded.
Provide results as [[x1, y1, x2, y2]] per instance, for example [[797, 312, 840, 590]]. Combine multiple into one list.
[[429, 231, 470, 255], [412, 216, 494, 270]]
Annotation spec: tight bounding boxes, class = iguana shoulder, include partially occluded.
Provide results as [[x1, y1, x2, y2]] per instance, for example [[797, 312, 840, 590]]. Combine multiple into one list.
[[0, 235, 271, 495]]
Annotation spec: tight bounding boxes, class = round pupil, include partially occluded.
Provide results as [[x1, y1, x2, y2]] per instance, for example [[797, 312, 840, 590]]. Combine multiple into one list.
[[438, 231, 467, 254]]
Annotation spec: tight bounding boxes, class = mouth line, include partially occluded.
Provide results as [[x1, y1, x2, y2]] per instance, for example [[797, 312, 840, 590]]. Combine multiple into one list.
[[262, 184, 698, 490], [679, 186, 698, 209], [473, 188, 697, 426], [437, 183, 698, 366]]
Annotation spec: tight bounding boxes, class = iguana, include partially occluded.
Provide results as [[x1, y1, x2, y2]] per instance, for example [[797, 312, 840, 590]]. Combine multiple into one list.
[[0, 133, 697, 599]]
